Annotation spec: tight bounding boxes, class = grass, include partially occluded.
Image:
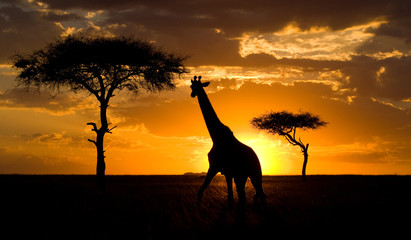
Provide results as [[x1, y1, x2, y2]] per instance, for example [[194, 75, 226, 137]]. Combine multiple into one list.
[[1, 175, 410, 239]]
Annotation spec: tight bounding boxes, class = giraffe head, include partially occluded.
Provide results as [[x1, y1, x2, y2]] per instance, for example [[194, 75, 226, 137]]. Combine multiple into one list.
[[190, 75, 210, 98]]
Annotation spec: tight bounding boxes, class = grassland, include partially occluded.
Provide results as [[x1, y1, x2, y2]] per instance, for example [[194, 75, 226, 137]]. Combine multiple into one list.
[[1, 175, 410, 239]]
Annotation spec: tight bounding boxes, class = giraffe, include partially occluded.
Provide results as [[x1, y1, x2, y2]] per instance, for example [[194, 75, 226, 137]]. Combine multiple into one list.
[[190, 76, 266, 207]]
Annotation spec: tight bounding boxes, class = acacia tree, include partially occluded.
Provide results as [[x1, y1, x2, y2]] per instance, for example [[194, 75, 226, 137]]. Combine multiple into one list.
[[12, 35, 187, 189], [251, 111, 327, 181]]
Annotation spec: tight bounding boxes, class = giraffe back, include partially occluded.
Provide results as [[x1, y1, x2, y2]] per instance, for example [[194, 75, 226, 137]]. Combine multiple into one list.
[[207, 126, 262, 177]]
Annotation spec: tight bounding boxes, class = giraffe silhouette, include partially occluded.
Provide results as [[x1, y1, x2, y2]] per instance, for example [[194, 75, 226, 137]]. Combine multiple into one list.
[[191, 76, 266, 207]]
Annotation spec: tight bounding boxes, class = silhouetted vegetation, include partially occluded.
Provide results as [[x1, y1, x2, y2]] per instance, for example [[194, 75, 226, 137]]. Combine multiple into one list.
[[1, 175, 409, 239], [251, 111, 327, 181], [12, 35, 188, 189]]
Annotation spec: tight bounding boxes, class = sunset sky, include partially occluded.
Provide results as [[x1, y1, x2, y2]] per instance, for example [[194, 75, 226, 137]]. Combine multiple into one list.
[[1, 0, 411, 175]]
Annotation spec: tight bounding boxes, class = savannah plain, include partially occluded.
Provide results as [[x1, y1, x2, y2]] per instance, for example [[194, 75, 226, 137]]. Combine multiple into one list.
[[1, 174, 410, 239]]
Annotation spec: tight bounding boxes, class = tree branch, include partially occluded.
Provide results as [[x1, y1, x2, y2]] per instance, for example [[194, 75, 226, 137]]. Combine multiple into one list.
[[283, 132, 304, 149], [106, 82, 118, 102], [88, 138, 97, 146], [298, 137, 304, 146], [293, 127, 296, 140], [87, 122, 98, 132], [80, 81, 99, 99], [96, 74, 106, 100], [284, 135, 296, 146], [107, 125, 117, 134]]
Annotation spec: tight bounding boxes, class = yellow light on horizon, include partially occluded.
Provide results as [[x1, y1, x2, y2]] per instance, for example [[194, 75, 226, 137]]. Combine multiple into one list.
[[243, 134, 294, 175]]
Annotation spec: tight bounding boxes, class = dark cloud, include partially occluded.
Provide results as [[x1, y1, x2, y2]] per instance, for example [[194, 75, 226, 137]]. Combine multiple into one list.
[[238, 54, 411, 101], [339, 55, 381, 96], [2, 0, 411, 103], [95, 1, 410, 65], [0, 88, 89, 114], [41, 11, 84, 22], [33, 0, 137, 11], [357, 16, 411, 58], [373, 18, 411, 41], [0, 3, 62, 63], [23, 0, 408, 65], [38, 0, 402, 32], [30, 132, 72, 144], [3, 0, 410, 65], [377, 56, 411, 100], [337, 55, 411, 101]]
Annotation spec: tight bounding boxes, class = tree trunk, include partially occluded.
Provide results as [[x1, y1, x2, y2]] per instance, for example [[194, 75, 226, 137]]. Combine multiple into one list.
[[96, 131, 106, 190], [88, 100, 109, 190], [97, 101, 108, 190], [302, 144, 309, 182]]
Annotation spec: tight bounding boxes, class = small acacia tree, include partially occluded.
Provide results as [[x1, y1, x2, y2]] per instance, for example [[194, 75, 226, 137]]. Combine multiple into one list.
[[251, 111, 327, 181], [12, 35, 187, 189]]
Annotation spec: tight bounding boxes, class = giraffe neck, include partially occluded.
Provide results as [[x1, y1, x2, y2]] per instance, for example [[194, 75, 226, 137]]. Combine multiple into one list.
[[196, 88, 225, 142]]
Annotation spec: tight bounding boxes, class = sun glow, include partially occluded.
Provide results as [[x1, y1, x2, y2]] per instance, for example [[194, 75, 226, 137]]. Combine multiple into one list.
[[242, 134, 294, 175]]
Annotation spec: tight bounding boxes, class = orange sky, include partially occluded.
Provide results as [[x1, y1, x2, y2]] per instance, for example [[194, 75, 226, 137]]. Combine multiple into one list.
[[0, 0, 411, 175]]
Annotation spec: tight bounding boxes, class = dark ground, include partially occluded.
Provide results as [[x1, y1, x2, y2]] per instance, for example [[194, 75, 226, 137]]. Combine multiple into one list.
[[1, 175, 410, 239]]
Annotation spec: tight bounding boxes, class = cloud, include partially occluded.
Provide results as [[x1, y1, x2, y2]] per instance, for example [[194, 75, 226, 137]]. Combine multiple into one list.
[[312, 135, 411, 170], [239, 21, 385, 61], [374, 56, 411, 100], [0, 88, 95, 115], [30, 131, 72, 145], [0, 146, 91, 174], [12, 0, 405, 66], [209, 53, 411, 102], [3, 0, 411, 91], [41, 9, 83, 22], [111, 80, 410, 141], [0, 1, 62, 63], [338, 55, 411, 101], [111, 92, 206, 137], [36, 0, 401, 32]]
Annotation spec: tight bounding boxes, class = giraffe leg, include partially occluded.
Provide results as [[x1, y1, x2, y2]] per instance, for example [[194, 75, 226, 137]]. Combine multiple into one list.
[[197, 167, 217, 204], [234, 176, 247, 207], [225, 175, 233, 207], [250, 175, 266, 207]]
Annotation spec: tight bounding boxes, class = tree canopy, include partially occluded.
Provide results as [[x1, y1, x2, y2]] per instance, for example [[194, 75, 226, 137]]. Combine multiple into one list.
[[251, 111, 327, 137], [12, 35, 188, 98]]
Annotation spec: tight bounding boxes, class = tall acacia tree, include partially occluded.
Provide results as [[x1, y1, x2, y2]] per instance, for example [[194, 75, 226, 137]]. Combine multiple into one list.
[[12, 35, 187, 189], [251, 111, 327, 181]]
